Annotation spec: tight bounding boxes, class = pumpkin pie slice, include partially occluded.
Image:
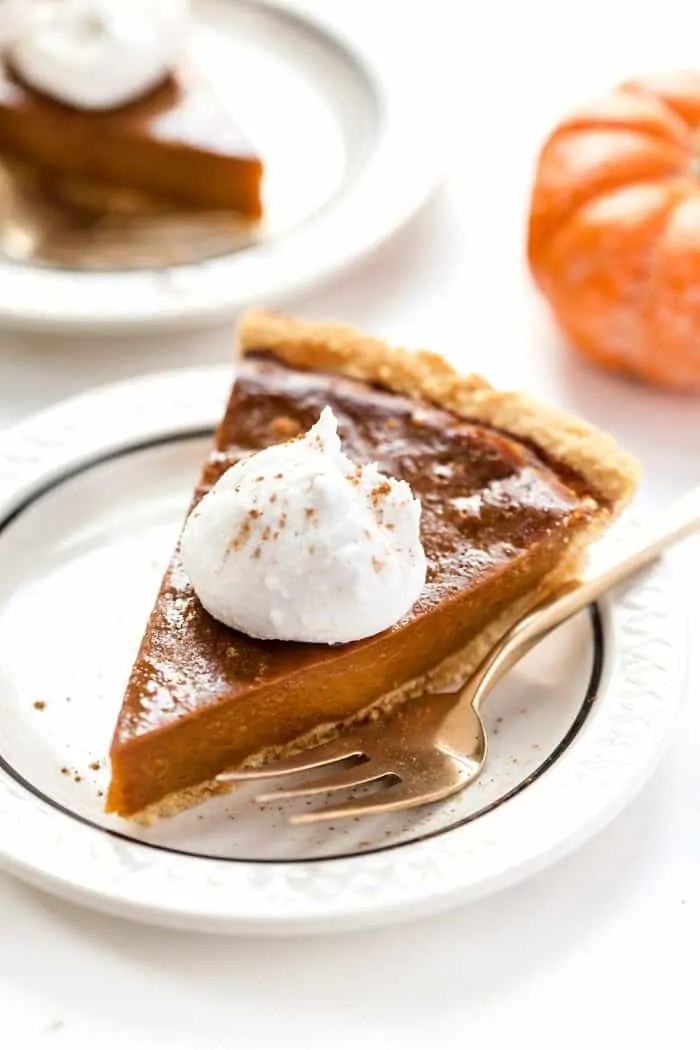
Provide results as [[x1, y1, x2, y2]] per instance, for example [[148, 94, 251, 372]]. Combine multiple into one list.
[[0, 61, 263, 218], [106, 311, 638, 821]]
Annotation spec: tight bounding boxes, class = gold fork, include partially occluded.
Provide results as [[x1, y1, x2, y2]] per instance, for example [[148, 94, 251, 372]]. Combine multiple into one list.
[[217, 485, 699, 824]]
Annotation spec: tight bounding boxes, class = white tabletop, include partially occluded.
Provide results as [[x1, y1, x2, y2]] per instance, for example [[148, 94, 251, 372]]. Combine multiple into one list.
[[1, 1, 699, 1046]]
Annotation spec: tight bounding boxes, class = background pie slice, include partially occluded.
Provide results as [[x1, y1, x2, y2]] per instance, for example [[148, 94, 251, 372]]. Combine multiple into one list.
[[106, 311, 638, 822], [0, 63, 264, 217]]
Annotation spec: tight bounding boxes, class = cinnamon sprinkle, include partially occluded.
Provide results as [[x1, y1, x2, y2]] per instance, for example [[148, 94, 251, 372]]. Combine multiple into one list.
[[228, 518, 251, 551], [371, 482, 391, 498], [370, 481, 392, 508]]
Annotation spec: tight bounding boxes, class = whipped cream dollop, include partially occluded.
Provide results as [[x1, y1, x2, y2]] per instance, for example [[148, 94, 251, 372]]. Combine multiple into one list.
[[181, 407, 427, 644], [1, 0, 189, 110]]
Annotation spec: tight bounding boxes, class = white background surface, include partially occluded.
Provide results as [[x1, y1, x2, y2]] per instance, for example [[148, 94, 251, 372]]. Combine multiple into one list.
[[0, 0, 698, 1046]]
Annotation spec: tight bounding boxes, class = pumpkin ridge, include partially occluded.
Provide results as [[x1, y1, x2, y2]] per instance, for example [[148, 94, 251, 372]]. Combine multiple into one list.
[[623, 71, 700, 131], [528, 128, 684, 267], [554, 87, 692, 148], [536, 180, 684, 377], [638, 188, 700, 386], [623, 186, 687, 374]]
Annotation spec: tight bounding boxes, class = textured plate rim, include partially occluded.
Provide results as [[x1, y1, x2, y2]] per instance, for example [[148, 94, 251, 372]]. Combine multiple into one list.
[[0, 0, 448, 334], [0, 367, 684, 935]]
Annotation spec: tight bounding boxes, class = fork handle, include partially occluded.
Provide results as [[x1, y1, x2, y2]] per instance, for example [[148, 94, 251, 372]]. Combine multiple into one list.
[[479, 483, 700, 693]]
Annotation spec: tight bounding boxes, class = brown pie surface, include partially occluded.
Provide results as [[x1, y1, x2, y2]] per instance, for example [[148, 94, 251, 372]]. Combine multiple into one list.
[[106, 310, 638, 820]]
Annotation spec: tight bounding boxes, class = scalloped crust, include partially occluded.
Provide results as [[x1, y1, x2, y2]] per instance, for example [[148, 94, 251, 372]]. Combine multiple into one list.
[[238, 309, 639, 512]]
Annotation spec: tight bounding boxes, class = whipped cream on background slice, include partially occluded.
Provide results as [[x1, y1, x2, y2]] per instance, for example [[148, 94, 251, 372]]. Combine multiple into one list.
[[2, 0, 190, 111], [181, 407, 427, 645]]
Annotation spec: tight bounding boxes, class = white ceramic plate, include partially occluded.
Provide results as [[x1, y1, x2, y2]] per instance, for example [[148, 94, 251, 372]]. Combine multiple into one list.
[[0, 0, 446, 333], [0, 369, 683, 935]]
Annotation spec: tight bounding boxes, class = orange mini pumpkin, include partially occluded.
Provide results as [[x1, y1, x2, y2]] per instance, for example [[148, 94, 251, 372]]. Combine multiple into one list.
[[528, 70, 700, 390]]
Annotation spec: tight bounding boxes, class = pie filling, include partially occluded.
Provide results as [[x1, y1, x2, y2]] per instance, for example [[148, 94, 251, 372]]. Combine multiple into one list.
[[0, 67, 264, 217], [107, 355, 604, 818]]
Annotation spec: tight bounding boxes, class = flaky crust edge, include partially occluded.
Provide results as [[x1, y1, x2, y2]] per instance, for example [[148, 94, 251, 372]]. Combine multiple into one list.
[[237, 309, 639, 511]]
